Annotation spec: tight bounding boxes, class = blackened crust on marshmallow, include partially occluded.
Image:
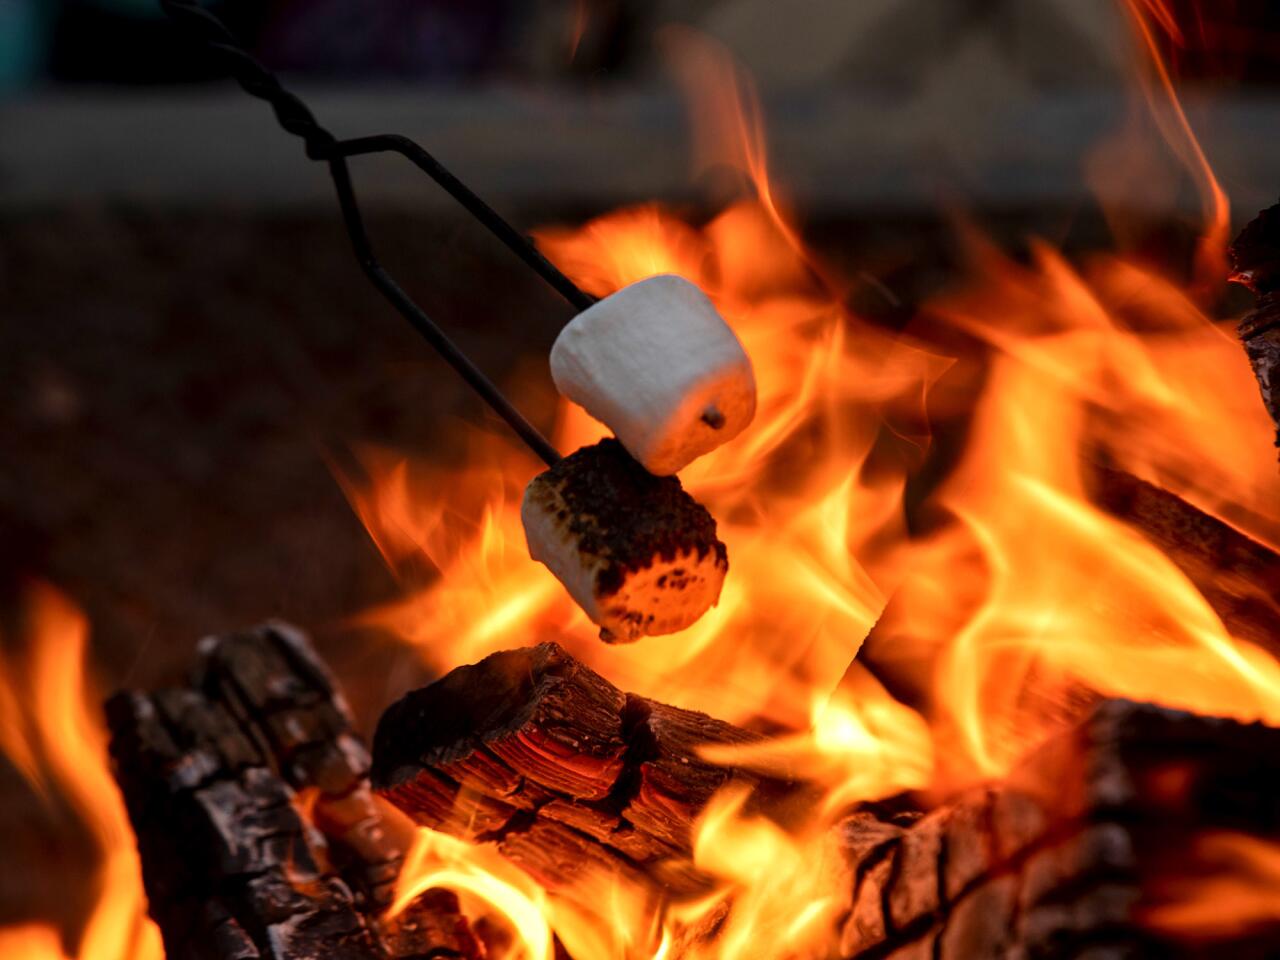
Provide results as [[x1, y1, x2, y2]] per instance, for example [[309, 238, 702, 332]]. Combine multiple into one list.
[[529, 438, 727, 598]]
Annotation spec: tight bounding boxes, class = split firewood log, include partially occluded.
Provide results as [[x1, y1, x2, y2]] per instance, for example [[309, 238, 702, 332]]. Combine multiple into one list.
[[370, 641, 772, 895], [107, 622, 480, 960]]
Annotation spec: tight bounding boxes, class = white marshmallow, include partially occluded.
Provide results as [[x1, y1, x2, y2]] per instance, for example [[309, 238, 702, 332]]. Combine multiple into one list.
[[550, 274, 756, 476]]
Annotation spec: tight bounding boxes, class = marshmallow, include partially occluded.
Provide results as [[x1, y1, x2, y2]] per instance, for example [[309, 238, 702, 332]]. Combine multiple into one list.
[[550, 274, 756, 476], [521, 439, 728, 642]]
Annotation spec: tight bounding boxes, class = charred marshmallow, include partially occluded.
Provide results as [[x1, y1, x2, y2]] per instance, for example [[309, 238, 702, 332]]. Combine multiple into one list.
[[550, 274, 756, 476], [521, 439, 728, 642]]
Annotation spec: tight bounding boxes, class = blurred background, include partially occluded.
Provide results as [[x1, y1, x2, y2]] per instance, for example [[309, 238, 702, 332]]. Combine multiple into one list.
[[2, 0, 1280, 935]]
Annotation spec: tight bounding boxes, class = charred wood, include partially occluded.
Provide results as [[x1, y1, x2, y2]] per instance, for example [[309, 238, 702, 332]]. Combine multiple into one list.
[[857, 465, 1280, 724], [191, 625, 401, 910], [1087, 466, 1280, 654], [114, 627, 1280, 959], [371, 642, 769, 895], [1230, 199, 1280, 459], [107, 622, 480, 960], [834, 699, 1280, 960]]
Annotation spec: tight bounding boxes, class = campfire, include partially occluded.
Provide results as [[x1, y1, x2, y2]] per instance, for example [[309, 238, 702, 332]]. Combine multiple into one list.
[[4, 3, 1280, 960]]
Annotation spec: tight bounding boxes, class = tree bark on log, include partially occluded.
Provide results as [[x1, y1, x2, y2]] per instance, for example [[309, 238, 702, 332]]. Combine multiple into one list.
[[107, 622, 481, 960], [833, 699, 1280, 960], [370, 642, 771, 896]]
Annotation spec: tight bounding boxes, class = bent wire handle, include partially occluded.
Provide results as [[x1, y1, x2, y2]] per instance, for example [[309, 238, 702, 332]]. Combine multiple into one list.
[[327, 158, 563, 465], [157, 0, 571, 466], [330, 136, 595, 313]]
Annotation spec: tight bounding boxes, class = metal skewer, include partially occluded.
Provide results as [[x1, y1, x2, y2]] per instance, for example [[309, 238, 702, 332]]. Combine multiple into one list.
[[157, 0, 584, 468]]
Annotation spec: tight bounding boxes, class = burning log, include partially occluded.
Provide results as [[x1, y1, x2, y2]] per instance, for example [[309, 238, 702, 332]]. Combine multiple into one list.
[[522, 439, 729, 642], [114, 627, 1280, 959], [1088, 465, 1280, 654], [371, 642, 765, 894], [860, 464, 1280, 720], [107, 622, 481, 960], [834, 699, 1280, 959], [1230, 200, 1280, 459]]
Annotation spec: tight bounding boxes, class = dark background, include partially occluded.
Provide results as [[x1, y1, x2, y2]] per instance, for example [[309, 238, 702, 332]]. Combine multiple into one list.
[[2, 0, 1280, 941], [7, 1, 1280, 87]]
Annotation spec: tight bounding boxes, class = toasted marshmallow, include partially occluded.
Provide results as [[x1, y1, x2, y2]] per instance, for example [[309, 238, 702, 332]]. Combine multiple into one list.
[[521, 439, 728, 642], [550, 275, 756, 476]]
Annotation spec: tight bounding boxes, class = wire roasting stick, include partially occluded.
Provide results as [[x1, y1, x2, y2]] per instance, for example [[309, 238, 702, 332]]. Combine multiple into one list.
[[159, 1, 757, 643], [157, 0, 575, 467]]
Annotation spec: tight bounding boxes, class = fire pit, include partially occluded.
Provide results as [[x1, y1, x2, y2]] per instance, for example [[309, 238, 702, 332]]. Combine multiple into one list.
[[3, 3, 1280, 960]]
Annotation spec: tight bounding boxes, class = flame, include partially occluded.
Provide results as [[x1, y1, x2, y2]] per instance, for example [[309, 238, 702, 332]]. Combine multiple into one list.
[[1145, 832, 1280, 939], [391, 828, 554, 960], [0, 4, 1266, 957], [392, 827, 677, 960], [348, 195, 949, 732], [342, 30, 952, 733], [335, 7, 1280, 958], [567, 0, 589, 63], [1118, 0, 1231, 287], [0, 928, 68, 959], [698, 664, 933, 817], [358, 178, 946, 958], [676, 786, 848, 960], [0, 584, 162, 960], [910, 237, 1280, 781]]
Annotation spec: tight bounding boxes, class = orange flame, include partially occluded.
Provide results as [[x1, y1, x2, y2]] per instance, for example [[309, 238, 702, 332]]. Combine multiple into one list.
[[0, 7, 1268, 958], [1145, 832, 1280, 939], [391, 828, 554, 960], [910, 237, 1280, 782], [567, 0, 589, 64], [338, 10, 1280, 958], [347, 194, 950, 732], [1119, 0, 1231, 287], [675, 786, 849, 960], [391, 826, 679, 960], [347, 45, 950, 958], [0, 585, 162, 960]]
